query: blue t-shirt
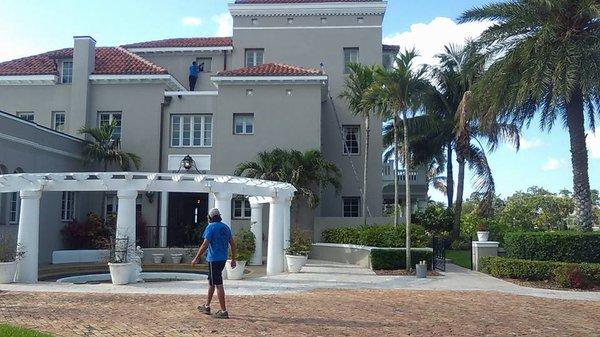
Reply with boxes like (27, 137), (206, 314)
(202, 221), (232, 262)
(189, 64), (200, 77)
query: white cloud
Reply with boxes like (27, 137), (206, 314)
(383, 17), (493, 67)
(541, 158), (567, 171)
(182, 17), (203, 26)
(212, 12), (233, 37)
(587, 130), (600, 159)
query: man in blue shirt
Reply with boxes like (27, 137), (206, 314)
(188, 61), (202, 91)
(191, 208), (236, 319)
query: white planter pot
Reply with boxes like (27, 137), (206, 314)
(170, 254), (183, 264)
(0, 261), (17, 284)
(286, 255), (308, 273)
(225, 260), (246, 280)
(477, 231), (490, 242)
(152, 254), (164, 264)
(108, 262), (134, 285)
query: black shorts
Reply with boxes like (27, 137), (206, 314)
(207, 260), (226, 286)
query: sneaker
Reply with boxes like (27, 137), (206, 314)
(197, 304), (211, 315)
(213, 310), (229, 319)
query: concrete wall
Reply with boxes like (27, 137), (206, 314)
(231, 13), (384, 217)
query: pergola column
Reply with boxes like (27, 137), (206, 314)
(213, 192), (232, 227)
(116, 190), (138, 257)
(267, 197), (285, 275)
(283, 198), (292, 250)
(249, 202), (263, 266)
(15, 190), (42, 283)
(158, 192), (168, 247)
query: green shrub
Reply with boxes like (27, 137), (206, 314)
(370, 248), (433, 270)
(504, 231), (600, 263)
(480, 257), (600, 289)
(232, 229), (255, 262)
(412, 203), (454, 233)
(322, 224), (430, 248)
(286, 229), (312, 256)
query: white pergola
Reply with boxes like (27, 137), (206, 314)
(0, 172), (296, 283)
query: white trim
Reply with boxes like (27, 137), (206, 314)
(0, 132), (82, 159)
(0, 112), (83, 143)
(229, 2), (387, 17)
(164, 91), (218, 96)
(234, 25), (381, 30)
(0, 75), (57, 86)
(212, 75), (328, 83)
(127, 46), (233, 53)
(89, 74), (186, 91)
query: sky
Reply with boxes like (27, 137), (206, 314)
(0, 0), (598, 202)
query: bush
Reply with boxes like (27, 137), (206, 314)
(504, 231), (600, 263)
(412, 203), (454, 233)
(322, 224), (430, 248)
(480, 257), (600, 289)
(370, 248), (433, 270)
(286, 229), (312, 256)
(61, 213), (113, 249)
(232, 229), (255, 262)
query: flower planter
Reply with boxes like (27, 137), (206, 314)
(170, 254), (183, 264)
(0, 261), (17, 284)
(286, 255), (308, 273)
(108, 262), (134, 285)
(152, 254), (164, 264)
(477, 231), (490, 242)
(225, 260), (246, 280)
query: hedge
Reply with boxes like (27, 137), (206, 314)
(322, 224), (430, 248)
(480, 256), (600, 289)
(504, 231), (600, 263)
(370, 248), (433, 270)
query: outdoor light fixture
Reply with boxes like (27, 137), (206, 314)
(178, 154), (202, 174)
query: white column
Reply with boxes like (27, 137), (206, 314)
(267, 198), (285, 275)
(15, 190), (41, 283)
(208, 193), (216, 209)
(158, 192), (168, 248)
(283, 198), (292, 250)
(213, 192), (232, 227)
(249, 202), (263, 266)
(115, 190), (138, 257)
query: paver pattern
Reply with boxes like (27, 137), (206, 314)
(1, 289), (598, 336)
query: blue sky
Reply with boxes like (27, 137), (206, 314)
(0, 0), (598, 201)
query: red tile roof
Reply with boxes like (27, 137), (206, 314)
(216, 63), (323, 77)
(122, 37), (233, 49)
(235, 0), (380, 3)
(0, 47), (167, 76)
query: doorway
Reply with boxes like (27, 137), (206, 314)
(167, 192), (209, 247)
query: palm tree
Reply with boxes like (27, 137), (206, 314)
(460, 0), (600, 230)
(79, 120), (141, 171)
(234, 148), (341, 225)
(340, 63), (377, 225)
(365, 49), (430, 270)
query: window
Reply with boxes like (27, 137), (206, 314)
(52, 111), (66, 131)
(344, 48), (359, 73)
(245, 49), (264, 67)
(342, 125), (360, 155)
(233, 113), (254, 135)
(9, 192), (19, 224)
(61, 61), (73, 84)
(170, 114), (212, 147)
(104, 194), (142, 218)
(98, 112), (122, 139)
(383, 51), (395, 70)
(61, 192), (75, 221)
(232, 196), (251, 219)
(17, 112), (34, 122)
(343, 197), (360, 217)
(196, 57), (212, 72)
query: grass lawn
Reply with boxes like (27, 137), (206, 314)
(0, 324), (53, 337)
(446, 250), (471, 269)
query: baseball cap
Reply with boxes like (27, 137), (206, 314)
(208, 208), (221, 217)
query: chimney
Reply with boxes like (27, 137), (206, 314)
(70, 36), (96, 129)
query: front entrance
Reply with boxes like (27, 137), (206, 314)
(167, 193), (209, 247)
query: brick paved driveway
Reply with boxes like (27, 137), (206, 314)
(1, 289), (598, 336)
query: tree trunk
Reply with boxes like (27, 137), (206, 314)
(362, 115), (370, 226)
(393, 116), (400, 228)
(403, 111), (412, 271)
(566, 88), (593, 231)
(446, 143), (454, 210)
(453, 156), (465, 240)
